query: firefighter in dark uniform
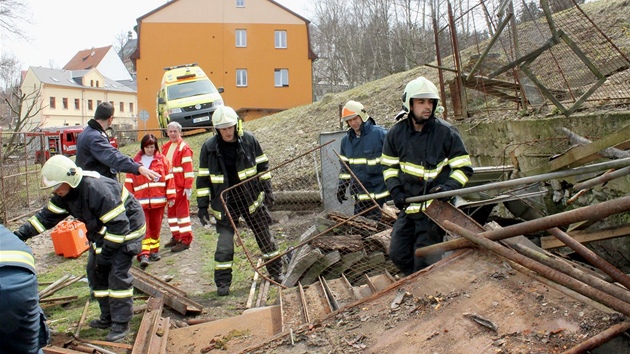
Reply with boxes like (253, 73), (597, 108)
(14, 155), (146, 342)
(0, 224), (49, 354)
(196, 106), (283, 296)
(382, 76), (474, 276)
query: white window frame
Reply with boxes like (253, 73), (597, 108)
(274, 69), (289, 87)
(275, 30), (287, 49)
(236, 0), (245, 7)
(236, 69), (248, 87)
(236, 29), (247, 47)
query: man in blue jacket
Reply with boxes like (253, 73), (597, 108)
(0, 224), (49, 353)
(336, 100), (389, 221)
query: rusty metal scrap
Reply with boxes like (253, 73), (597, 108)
(463, 313), (498, 332)
(416, 195), (630, 258)
(131, 296), (169, 354)
(130, 267), (203, 315)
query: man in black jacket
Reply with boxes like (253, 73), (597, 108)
(76, 102), (159, 181)
(382, 77), (473, 276)
(196, 106), (282, 296)
(0, 224), (49, 353)
(14, 155), (146, 342)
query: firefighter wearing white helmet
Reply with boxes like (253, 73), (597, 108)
(382, 76), (473, 276)
(197, 105), (283, 296)
(337, 100), (389, 220)
(15, 154), (146, 342)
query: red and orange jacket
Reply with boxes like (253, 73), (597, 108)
(161, 139), (194, 191)
(125, 151), (175, 209)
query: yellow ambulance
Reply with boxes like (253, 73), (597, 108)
(156, 63), (224, 132)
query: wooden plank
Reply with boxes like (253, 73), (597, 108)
(541, 224), (630, 249)
(300, 251), (342, 285)
(283, 247), (324, 287)
(524, 124), (630, 176)
(130, 267), (203, 315)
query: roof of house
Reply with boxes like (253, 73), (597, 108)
(27, 66), (136, 93)
(62, 45), (112, 71)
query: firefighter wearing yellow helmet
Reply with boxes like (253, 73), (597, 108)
(382, 76), (473, 276)
(337, 100), (389, 220)
(197, 105), (284, 296)
(14, 154), (146, 342)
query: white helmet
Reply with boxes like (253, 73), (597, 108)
(402, 76), (440, 112)
(212, 106), (239, 129)
(41, 155), (83, 190)
(341, 100), (368, 123)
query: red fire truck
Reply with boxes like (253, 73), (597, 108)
(32, 126), (118, 164)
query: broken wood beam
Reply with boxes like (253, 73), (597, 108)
(130, 267), (203, 315)
(300, 251), (341, 285)
(309, 235), (364, 253)
(541, 223), (630, 249)
(283, 247), (323, 287)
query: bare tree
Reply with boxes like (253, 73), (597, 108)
(0, 0), (32, 41)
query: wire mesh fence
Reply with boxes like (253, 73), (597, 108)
(221, 138), (402, 289)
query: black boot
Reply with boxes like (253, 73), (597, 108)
(106, 322), (129, 342)
(88, 317), (112, 329)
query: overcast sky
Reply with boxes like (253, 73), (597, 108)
(2, 0), (311, 71)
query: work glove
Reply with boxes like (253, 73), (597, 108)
(390, 187), (407, 210)
(428, 184), (452, 201)
(264, 190), (275, 209)
(184, 188), (192, 200)
(198, 208), (210, 226)
(336, 185), (348, 204)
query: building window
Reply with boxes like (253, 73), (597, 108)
(236, 69), (248, 87)
(74, 99), (80, 110)
(49, 97), (56, 109)
(275, 30), (287, 49)
(236, 0), (245, 7)
(88, 100), (93, 111)
(119, 102), (124, 112)
(97, 100), (102, 106)
(96, 80), (100, 87)
(274, 69), (289, 87)
(90, 80), (94, 87)
(129, 103), (134, 115)
(109, 101), (114, 106)
(62, 98), (68, 109)
(236, 29), (247, 47)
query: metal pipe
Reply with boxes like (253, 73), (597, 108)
(510, 243), (630, 304)
(443, 221), (630, 317)
(406, 156), (630, 203)
(416, 194), (630, 257)
(562, 320), (630, 354)
(572, 166), (630, 191)
(546, 227), (630, 291)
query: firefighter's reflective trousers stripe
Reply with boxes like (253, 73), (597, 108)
(86, 241), (138, 324)
(214, 204), (281, 287)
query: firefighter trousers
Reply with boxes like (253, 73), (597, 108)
(214, 205), (281, 287)
(87, 238), (141, 324)
(389, 213), (445, 276)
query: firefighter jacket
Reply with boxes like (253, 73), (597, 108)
(196, 131), (272, 221)
(76, 119), (140, 179)
(1, 224), (36, 274)
(161, 139), (194, 190)
(124, 151), (176, 210)
(381, 116), (473, 215)
(15, 175), (146, 256)
(338, 117), (389, 201)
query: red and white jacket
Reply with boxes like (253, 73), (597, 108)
(161, 139), (194, 191)
(125, 151), (176, 209)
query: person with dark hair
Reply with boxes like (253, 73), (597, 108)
(76, 102), (160, 181)
(14, 155), (145, 343)
(125, 134), (176, 268)
(0, 224), (49, 354)
(161, 122), (195, 252)
(382, 76), (473, 276)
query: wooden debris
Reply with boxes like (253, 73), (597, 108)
(463, 312), (498, 332)
(284, 246), (323, 287)
(130, 267), (203, 315)
(365, 229), (392, 254)
(74, 298), (90, 338)
(309, 235), (364, 252)
(39, 274), (83, 299)
(246, 259), (263, 309)
(300, 251), (341, 285)
(327, 211), (379, 233)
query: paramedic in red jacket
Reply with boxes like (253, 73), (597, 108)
(161, 122), (195, 252)
(125, 134), (176, 268)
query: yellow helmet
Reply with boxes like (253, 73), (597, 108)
(341, 100), (368, 123)
(212, 106), (238, 129)
(402, 77), (440, 112)
(41, 155), (83, 190)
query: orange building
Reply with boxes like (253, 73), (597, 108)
(133, 0), (315, 132)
